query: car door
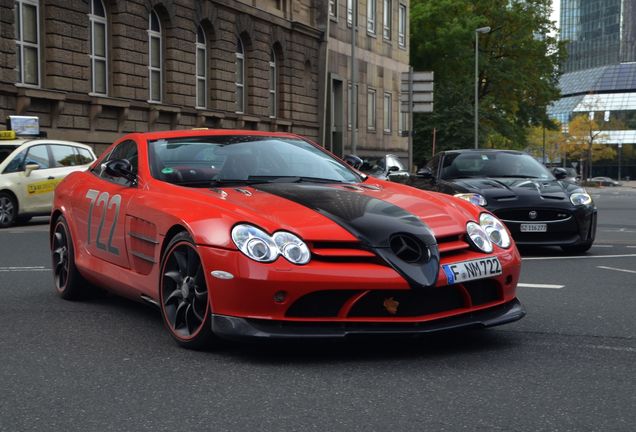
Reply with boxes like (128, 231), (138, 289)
(15, 144), (58, 213)
(72, 140), (139, 269)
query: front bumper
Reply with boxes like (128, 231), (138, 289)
(210, 298), (525, 340)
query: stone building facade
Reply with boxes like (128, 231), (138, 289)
(0, 0), (409, 158)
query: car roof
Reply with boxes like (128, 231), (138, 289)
(135, 129), (302, 141)
(0, 137), (94, 150)
(442, 149), (525, 155)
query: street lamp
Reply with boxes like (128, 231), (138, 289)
(474, 26), (491, 149)
(618, 142), (622, 181)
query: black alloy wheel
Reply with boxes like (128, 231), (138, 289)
(160, 232), (214, 349)
(51, 215), (86, 299)
(0, 192), (17, 228)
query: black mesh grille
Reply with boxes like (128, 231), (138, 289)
(494, 208), (572, 222)
(463, 279), (501, 306)
(286, 290), (360, 317)
(348, 288), (466, 317)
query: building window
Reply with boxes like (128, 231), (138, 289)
(348, 83), (358, 130)
(269, 49), (277, 118)
(148, 10), (162, 102)
(15, 0), (40, 86)
(329, 0), (337, 18)
(195, 26), (207, 109)
(347, 0), (352, 25)
(398, 4), (406, 47)
(367, 0), (376, 35)
(383, 92), (392, 133)
(367, 88), (376, 131)
(383, 0), (392, 40)
(89, 0), (107, 95)
(236, 37), (245, 114)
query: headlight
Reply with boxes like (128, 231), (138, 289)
(466, 221), (493, 253)
(273, 232), (311, 265)
(454, 193), (487, 206)
(479, 213), (511, 249)
(570, 192), (592, 206)
(231, 224), (310, 264)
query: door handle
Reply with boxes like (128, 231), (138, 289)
(48, 176), (55, 180)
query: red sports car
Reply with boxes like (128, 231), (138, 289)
(50, 130), (524, 349)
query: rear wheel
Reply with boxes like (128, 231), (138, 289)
(0, 192), (17, 228)
(160, 232), (215, 349)
(51, 216), (87, 299)
(561, 241), (593, 254)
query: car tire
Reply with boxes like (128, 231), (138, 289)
(561, 241), (593, 254)
(51, 215), (88, 300)
(159, 231), (215, 350)
(0, 192), (17, 228)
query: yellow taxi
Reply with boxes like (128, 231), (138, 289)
(0, 129), (96, 227)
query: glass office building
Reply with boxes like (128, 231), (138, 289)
(549, 0), (636, 145)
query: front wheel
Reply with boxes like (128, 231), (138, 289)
(159, 232), (215, 349)
(0, 192), (17, 228)
(561, 241), (593, 254)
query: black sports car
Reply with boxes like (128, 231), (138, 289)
(412, 149), (597, 253)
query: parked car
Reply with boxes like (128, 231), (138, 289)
(589, 176), (622, 187)
(51, 130), (524, 349)
(412, 149), (597, 253)
(0, 134), (96, 227)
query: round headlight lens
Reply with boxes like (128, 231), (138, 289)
(570, 192), (592, 206)
(231, 224), (278, 262)
(454, 193), (487, 206)
(466, 221), (493, 253)
(273, 232), (311, 265)
(479, 213), (511, 249)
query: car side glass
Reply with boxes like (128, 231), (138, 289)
(2, 149), (28, 174)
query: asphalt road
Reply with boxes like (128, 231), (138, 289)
(1, 187), (635, 432)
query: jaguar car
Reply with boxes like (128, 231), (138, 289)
(50, 130), (524, 349)
(414, 149), (597, 253)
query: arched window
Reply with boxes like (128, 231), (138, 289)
(195, 26), (207, 109)
(89, 0), (107, 95)
(15, 0), (40, 86)
(235, 37), (245, 114)
(269, 49), (277, 118)
(148, 10), (162, 102)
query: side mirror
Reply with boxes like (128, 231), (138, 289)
(416, 167), (434, 180)
(24, 163), (40, 177)
(103, 159), (137, 185)
(552, 167), (568, 180)
(388, 165), (400, 173)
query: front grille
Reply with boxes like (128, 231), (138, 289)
(285, 280), (503, 319)
(495, 208), (572, 222)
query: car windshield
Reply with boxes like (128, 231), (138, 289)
(148, 135), (362, 186)
(441, 152), (553, 180)
(0, 145), (16, 165)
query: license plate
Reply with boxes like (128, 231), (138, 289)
(442, 257), (502, 285)
(520, 223), (547, 232)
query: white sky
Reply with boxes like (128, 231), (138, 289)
(551, 0), (561, 28)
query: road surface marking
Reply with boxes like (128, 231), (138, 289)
(0, 266), (50, 272)
(518, 283), (564, 289)
(523, 253), (636, 261)
(597, 265), (636, 275)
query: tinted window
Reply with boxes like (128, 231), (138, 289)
(50, 145), (78, 167)
(24, 145), (50, 169)
(0, 146), (15, 164)
(77, 148), (95, 164)
(441, 152), (552, 180)
(95, 140), (138, 184)
(148, 135), (361, 185)
(2, 149), (27, 174)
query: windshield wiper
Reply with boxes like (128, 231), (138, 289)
(490, 175), (541, 179)
(248, 175), (346, 184)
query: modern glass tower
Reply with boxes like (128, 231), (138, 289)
(550, 0), (636, 146)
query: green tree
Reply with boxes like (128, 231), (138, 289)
(525, 122), (567, 164)
(410, 0), (566, 157)
(563, 114), (616, 179)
